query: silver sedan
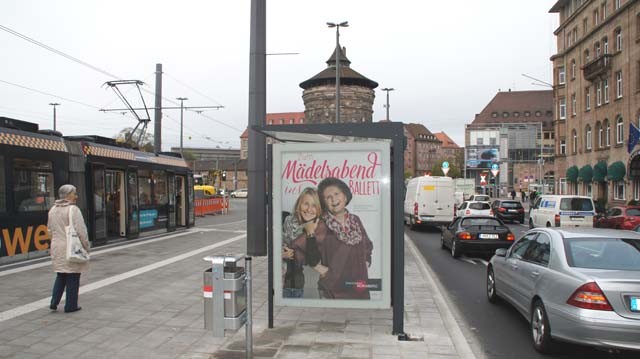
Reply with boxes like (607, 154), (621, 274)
(486, 228), (640, 353)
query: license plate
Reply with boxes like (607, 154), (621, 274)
(631, 297), (639, 312)
(508, 209), (517, 213)
(570, 216), (584, 221)
(479, 234), (499, 239)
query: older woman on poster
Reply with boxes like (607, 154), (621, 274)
(293, 177), (373, 299)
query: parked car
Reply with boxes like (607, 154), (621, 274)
(596, 206), (640, 230)
(441, 215), (514, 258)
(491, 200), (525, 224)
(468, 194), (491, 203)
(230, 188), (248, 198)
(487, 228), (640, 353)
(529, 195), (596, 229)
(457, 201), (493, 218)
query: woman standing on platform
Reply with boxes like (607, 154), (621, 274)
(47, 184), (90, 313)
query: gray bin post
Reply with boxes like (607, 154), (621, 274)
(203, 254), (250, 339)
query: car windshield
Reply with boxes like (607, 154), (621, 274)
(565, 238), (640, 270)
(626, 208), (640, 216)
(501, 201), (522, 208)
(559, 198), (593, 211)
(461, 218), (501, 227)
(474, 196), (490, 201)
(469, 202), (490, 210)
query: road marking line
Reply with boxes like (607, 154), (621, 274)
(460, 257), (477, 265)
(0, 234), (245, 323)
(406, 235), (477, 359)
(477, 259), (489, 266)
(201, 219), (247, 228)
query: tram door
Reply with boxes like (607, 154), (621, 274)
(126, 169), (139, 238)
(176, 175), (186, 226)
(105, 170), (126, 237)
(167, 173), (176, 231)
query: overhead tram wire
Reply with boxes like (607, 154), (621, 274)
(0, 79), (102, 110)
(164, 73), (224, 107)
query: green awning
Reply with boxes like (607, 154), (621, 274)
(593, 161), (608, 182)
(578, 165), (593, 183)
(608, 161), (626, 181)
(566, 165), (579, 183)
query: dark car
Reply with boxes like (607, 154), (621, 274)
(596, 206), (640, 230)
(440, 215), (515, 258)
(491, 200), (525, 224)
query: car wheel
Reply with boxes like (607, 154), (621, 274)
(409, 216), (416, 231)
(546, 222), (551, 228)
(487, 266), (499, 303)
(531, 300), (555, 353)
(529, 218), (534, 229)
(519, 218), (525, 224)
(450, 239), (461, 258)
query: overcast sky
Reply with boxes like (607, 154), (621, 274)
(0, 0), (559, 151)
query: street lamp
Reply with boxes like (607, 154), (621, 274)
(49, 103), (60, 131)
(381, 88), (394, 121)
(327, 21), (348, 124)
(176, 97), (188, 156)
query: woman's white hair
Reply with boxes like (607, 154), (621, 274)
(58, 184), (77, 199)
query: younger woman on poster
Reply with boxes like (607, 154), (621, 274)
(311, 177), (373, 299)
(282, 187), (327, 298)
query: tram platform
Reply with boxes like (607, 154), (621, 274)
(0, 209), (475, 359)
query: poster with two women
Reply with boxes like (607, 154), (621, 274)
(273, 142), (391, 309)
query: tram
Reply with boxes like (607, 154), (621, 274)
(0, 117), (195, 264)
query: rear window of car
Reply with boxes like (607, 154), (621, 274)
(626, 208), (640, 217)
(565, 238), (640, 270)
(501, 201), (522, 208)
(559, 198), (594, 211)
(469, 202), (490, 210)
(474, 196), (490, 201)
(461, 218), (502, 227)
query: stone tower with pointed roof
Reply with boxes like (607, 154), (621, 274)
(299, 45), (378, 124)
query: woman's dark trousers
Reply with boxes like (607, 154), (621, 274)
(50, 272), (81, 312)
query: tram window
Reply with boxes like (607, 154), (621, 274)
(0, 156), (6, 212)
(13, 158), (55, 212)
(152, 171), (168, 205)
(138, 177), (152, 205)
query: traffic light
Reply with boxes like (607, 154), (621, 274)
(489, 178), (495, 184)
(222, 171), (227, 181)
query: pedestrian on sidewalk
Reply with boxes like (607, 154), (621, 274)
(510, 189), (516, 200)
(47, 184), (90, 313)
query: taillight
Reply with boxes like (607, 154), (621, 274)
(457, 231), (473, 240)
(506, 232), (515, 241)
(498, 207), (506, 213)
(465, 209), (471, 215)
(414, 203), (418, 216)
(517, 208), (525, 213)
(566, 282), (613, 311)
(554, 214), (561, 227)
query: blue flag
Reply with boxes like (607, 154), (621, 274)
(629, 122), (640, 153)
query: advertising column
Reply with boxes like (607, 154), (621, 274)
(272, 142), (391, 309)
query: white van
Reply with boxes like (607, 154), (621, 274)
(404, 176), (455, 229)
(529, 195), (596, 228)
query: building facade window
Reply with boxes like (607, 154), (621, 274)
(586, 87), (591, 110)
(604, 78), (609, 103)
(616, 71), (623, 98)
(603, 37), (609, 54)
(559, 67), (566, 85)
(595, 41), (602, 57)
(560, 140), (567, 155)
(560, 178), (568, 195)
(572, 129), (578, 153)
(615, 28), (622, 52)
(559, 98), (567, 119)
(606, 120), (611, 146)
(571, 59), (577, 79)
(615, 0), (622, 10)
(586, 125), (592, 150)
(614, 181), (625, 200)
(584, 49), (590, 63)
(617, 117), (624, 143)
(597, 81), (602, 106)
(594, 10), (600, 26)
(635, 178), (640, 200)
(598, 122), (604, 148)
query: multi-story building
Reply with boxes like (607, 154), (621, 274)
(466, 90), (555, 194)
(404, 123), (442, 177)
(550, 0), (639, 206)
(434, 132), (464, 170)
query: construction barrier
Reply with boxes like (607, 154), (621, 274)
(195, 196), (230, 217)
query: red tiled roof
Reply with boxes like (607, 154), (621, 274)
(240, 112), (305, 139)
(404, 123), (441, 143)
(434, 132), (460, 149)
(471, 90), (553, 127)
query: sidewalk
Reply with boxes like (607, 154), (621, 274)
(0, 221), (476, 359)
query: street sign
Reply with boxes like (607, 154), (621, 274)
(491, 163), (499, 171)
(441, 161), (450, 176)
(491, 169), (499, 177)
(480, 174), (487, 186)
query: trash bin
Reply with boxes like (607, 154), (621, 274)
(203, 259), (247, 332)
